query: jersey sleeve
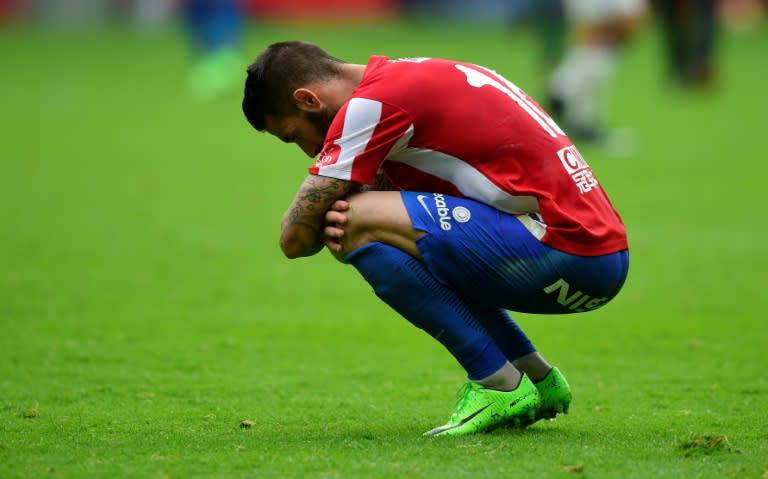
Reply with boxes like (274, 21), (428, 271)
(309, 97), (413, 185)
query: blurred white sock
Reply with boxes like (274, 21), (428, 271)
(550, 45), (616, 131)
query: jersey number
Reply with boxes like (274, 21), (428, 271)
(455, 64), (565, 138)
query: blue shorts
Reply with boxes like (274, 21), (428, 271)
(401, 191), (629, 314)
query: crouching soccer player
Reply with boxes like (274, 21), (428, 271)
(242, 41), (630, 436)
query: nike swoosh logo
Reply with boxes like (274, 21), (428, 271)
(429, 403), (492, 434)
(457, 404), (492, 426)
(416, 194), (436, 222)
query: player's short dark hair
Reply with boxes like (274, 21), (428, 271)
(242, 41), (344, 131)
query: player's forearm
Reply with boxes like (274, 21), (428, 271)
(279, 175), (354, 259)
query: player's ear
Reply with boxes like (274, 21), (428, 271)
(293, 88), (322, 112)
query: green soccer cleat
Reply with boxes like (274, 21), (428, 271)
(533, 367), (572, 422)
(187, 47), (242, 102)
(424, 374), (540, 437)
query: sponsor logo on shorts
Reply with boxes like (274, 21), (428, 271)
(416, 194), (436, 222)
(452, 206), (471, 223)
(433, 193), (452, 231)
(415, 194), (464, 231)
(543, 278), (608, 312)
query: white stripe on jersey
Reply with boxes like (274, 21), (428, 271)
(388, 147), (540, 215)
(320, 98), (382, 180)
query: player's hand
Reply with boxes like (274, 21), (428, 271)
(324, 201), (349, 234)
(328, 199), (350, 214)
(323, 200), (350, 253)
(323, 225), (345, 257)
(323, 224), (345, 244)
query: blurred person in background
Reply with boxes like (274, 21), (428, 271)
(182, 0), (244, 101)
(652, 0), (718, 88)
(547, 0), (648, 143)
(512, 0), (568, 89)
(242, 41), (629, 437)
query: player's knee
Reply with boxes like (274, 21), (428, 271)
(338, 191), (423, 259)
(338, 192), (387, 242)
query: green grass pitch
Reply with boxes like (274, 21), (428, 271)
(1, 17), (766, 478)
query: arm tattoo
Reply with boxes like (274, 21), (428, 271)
(287, 175), (347, 227)
(281, 175), (353, 257)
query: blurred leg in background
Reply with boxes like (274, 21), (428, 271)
(507, 0), (567, 98)
(183, 0), (244, 101)
(132, 0), (176, 28)
(510, 0), (568, 77)
(530, 0), (568, 89)
(652, 0), (718, 88)
(547, 0), (648, 144)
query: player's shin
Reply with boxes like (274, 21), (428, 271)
(345, 241), (506, 381)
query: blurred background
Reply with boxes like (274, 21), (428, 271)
(1, 1), (766, 342)
(1, 2), (767, 475)
(2, 0), (767, 388)
(1, 0), (765, 124)
(1, 0), (766, 361)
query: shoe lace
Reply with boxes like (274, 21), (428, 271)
(450, 382), (479, 421)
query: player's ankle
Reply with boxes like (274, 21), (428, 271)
(475, 361), (522, 391)
(512, 352), (553, 382)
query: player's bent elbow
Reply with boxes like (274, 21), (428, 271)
(280, 237), (304, 259)
(279, 232), (322, 259)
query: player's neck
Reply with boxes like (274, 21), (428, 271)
(340, 63), (366, 84)
(325, 63), (366, 110)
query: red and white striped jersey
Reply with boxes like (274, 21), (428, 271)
(310, 56), (628, 256)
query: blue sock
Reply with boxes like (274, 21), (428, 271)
(471, 309), (536, 362)
(346, 242), (507, 380)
